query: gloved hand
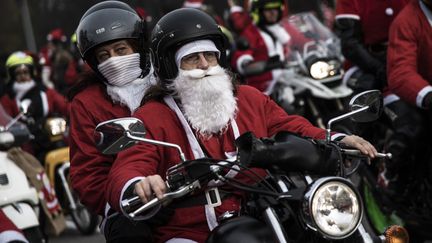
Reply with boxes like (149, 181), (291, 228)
(235, 132), (340, 175)
(265, 55), (285, 71)
(423, 92), (432, 108)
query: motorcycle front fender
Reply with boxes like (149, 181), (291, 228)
(44, 146), (69, 185)
(2, 203), (39, 230)
(206, 216), (274, 243)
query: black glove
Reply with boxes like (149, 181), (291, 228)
(265, 55), (285, 70)
(235, 131), (340, 175)
(423, 92), (432, 108)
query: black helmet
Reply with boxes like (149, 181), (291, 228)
(76, 1), (149, 75)
(250, 0), (285, 25)
(150, 8), (228, 81)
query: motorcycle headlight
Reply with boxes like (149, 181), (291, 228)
(309, 61), (340, 80)
(302, 177), (363, 240)
(45, 117), (67, 137)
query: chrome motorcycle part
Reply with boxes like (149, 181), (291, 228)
(302, 177), (363, 240)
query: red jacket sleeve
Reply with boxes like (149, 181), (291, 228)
(245, 86), (326, 139)
(47, 88), (69, 118)
(387, 10), (429, 107)
(69, 99), (111, 215)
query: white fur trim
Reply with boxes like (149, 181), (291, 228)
(183, 1), (202, 8)
(417, 86), (432, 108)
(236, 54), (254, 74)
(166, 238), (198, 243)
(230, 6), (244, 13)
(0, 230), (28, 243)
(383, 94), (400, 106)
(175, 40), (220, 68)
(331, 133), (346, 141)
(335, 14), (360, 20)
(40, 91), (49, 116)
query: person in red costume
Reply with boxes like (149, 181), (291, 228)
(0, 51), (68, 158)
(106, 8), (377, 243)
(0, 210), (28, 243)
(387, 0), (432, 189)
(68, 1), (160, 242)
(229, 0), (308, 93)
(388, 0), (432, 108)
(334, 0), (423, 190)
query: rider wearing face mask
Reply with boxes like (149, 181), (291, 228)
(106, 8), (377, 243)
(68, 1), (156, 242)
(0, 51), (68, 157)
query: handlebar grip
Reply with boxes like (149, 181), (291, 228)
(121, 196), (141, 212)
(341, 149), (392, 159)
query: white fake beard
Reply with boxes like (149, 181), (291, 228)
(106, 74), (155, 114)
(267, 24), (291, 45)
(170, 65), (237, 138)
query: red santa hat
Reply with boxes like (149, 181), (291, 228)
(183, 0), (203, 8)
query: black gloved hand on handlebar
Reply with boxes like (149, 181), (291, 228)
(235, 131), (340, 175)
(265, 55), (285, 71)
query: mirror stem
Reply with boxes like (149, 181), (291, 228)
(4, 112), (24, 131)
(325, 106), (369, 143)
(127, 132), (186, 162)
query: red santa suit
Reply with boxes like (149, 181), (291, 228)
(0, 86), (68, 118)
(335, 0), (409, 102)
(230, 8), (309, 93)
(69, 83), (130, 216)
(387, 0), (432, 107)
(0, 84), (68, 155)
(107, 85), (339, 243)
(0, 210), (28, 242)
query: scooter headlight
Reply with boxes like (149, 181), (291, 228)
(303, 177), (363, 239)
(45, 117), (67, 141)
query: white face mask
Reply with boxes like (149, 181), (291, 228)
(106, 66), (155, 114)
(97, 53), (142, 86)
(169, 65), (238, 137)
(13, 79), (36, 100)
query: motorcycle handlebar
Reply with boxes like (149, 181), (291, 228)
(125, 181), (201, 218)
(341, 148), (392, 159)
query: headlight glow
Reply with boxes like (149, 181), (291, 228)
(309, 61), (332, 79)
(303, 177), (362, 239)
(45, 117), (67, 136)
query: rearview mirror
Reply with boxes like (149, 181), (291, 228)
(348, 90), (383, 123)
(326, 90), (383, 142)
(94, 117), (145, 155)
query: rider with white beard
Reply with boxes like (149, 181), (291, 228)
(68, 1), (156, 242)
(106, 8), (377, 243)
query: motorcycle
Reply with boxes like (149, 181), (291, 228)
(0, 101), (45, 242)
(93, 90), (408, 242)
(42, 116), (99, 235)
(241, 12), (352, 131)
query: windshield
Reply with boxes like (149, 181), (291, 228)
(280, 12), (342, 61)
